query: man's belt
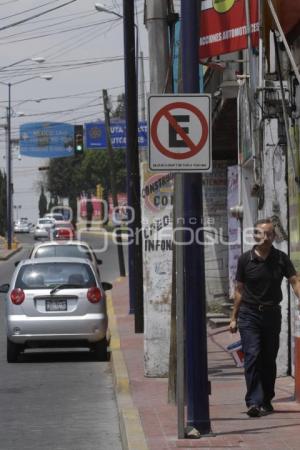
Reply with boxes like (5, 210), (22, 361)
(242, 302), (280, 312)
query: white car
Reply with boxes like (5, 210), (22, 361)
(44, 213), (64, 222)
(33, 218), (55, 240)
(29, 240), (102, 275)
(0, 257), (112, 362)
(14, 220), (31, 233)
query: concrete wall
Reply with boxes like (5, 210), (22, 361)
(202, 161), (230, 306)
(260, 119), (289, 376)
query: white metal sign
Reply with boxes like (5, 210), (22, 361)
(148, 94), (211, 172)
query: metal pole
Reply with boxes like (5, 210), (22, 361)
(244, 0), (256, 98)
(175, 173), (185, 439)
(181, 1), (211, 435)
(102, 89), (126, 277)
(140, 50), (146, 122)
(123, 0), (144, 331)
(266, 0), (300, 85)
(7, 84), (12, 250)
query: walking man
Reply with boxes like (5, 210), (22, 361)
(229, 218), (300, 417)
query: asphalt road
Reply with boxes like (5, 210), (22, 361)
(0, 233), (123, 450)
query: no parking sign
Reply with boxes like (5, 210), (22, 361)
(148, 94), (211, 172)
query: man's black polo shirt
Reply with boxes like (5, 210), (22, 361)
(235, 246), (296, 306)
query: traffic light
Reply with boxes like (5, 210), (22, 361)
(74, 125), (84, 155)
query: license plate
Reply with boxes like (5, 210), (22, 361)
(46, 299), (67, 311)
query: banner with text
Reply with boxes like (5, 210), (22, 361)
(20, 122), (74, 158)
(85, 121), (147, 149)
(199, 0), (259, 59)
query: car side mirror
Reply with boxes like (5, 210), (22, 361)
(96, 258), (102, 265)
(0, 283), (10, 293)
(14, 260), (20, 267)
(102, 282), (112, 291)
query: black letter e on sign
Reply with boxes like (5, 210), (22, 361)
(169, 115), (189, 148)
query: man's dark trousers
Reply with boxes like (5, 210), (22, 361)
(238, 304), (282, 407)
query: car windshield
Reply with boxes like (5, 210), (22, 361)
(34, 245), (92, 261)
(38, 219), (54, 225)
(15, 262), (96, 290)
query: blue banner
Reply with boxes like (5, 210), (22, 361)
(20, 122), (75, 158)
(85, 120), (148, 149)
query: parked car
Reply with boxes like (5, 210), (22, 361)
(52, 221), (76, 240)
(33, 218), (55, 240)
(44, 213), (64, 222)
(14, 219), (31, 233)
(28, 240), (102, 275)
(0, 257), (112, 362)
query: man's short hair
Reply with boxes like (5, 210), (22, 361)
(254, 218), (273, 228)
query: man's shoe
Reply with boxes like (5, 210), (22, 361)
(247, 405), (261, 417)
(261, 402), (274, 415)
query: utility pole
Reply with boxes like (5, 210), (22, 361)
(146, 0), (170, 94)
(103, 89), (126, 277)
(123, 0), (144, 331)
(6, 84), (12, 250)
(181, 1), (211, 436)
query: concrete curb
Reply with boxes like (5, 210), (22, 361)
(0, 245), (22, 261)
(107, 283), (148, 450)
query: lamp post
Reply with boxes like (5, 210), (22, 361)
(0, 56), (45, 72)
(94, 3), (139, 91)
(0, 73), (52, 249)
(94, 2), (143, 327)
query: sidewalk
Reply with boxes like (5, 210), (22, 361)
(0, 245), (22, 260)
(109, 277), (300, 450)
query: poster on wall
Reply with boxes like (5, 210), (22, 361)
(199, 0), (259, 59)
(141, 161), (174, 377)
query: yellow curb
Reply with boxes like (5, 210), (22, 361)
(120, 407), (148, 450)
(0, 245), (22, 261)
(107, 291), (149, 450)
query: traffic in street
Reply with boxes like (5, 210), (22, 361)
(0, 231), (127, 450)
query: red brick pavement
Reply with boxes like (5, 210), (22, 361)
(111, 277), (300, 450)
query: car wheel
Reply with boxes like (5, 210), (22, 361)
(91, 338), (109, 361)
(7, 338), (22, 363)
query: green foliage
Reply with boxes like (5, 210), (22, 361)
(38, 186), (48, 218)
(47, 150), (126, 201)
(0, 170), (7, 235)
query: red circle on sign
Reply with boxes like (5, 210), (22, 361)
(151, 101), (208, 160)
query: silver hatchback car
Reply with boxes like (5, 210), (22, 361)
(0, 257), (112, 362)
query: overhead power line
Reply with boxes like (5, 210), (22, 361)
(0, 0), (77, 33)
(0, 0), (60, 22)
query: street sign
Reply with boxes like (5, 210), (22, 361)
(85, 120), (148, 149)
(148, 94), (211, 172)
(20, 122), (74, 158)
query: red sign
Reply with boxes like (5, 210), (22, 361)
(151, 102), (208, 160)
(199, 0), (259, 59)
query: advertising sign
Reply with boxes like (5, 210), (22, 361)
(148, 94), (211, 172)
(85, 120), (148, 149)
(141, 162), (173, 376)
(20, 122), (74, 158)
(199, 0), (259, 59)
